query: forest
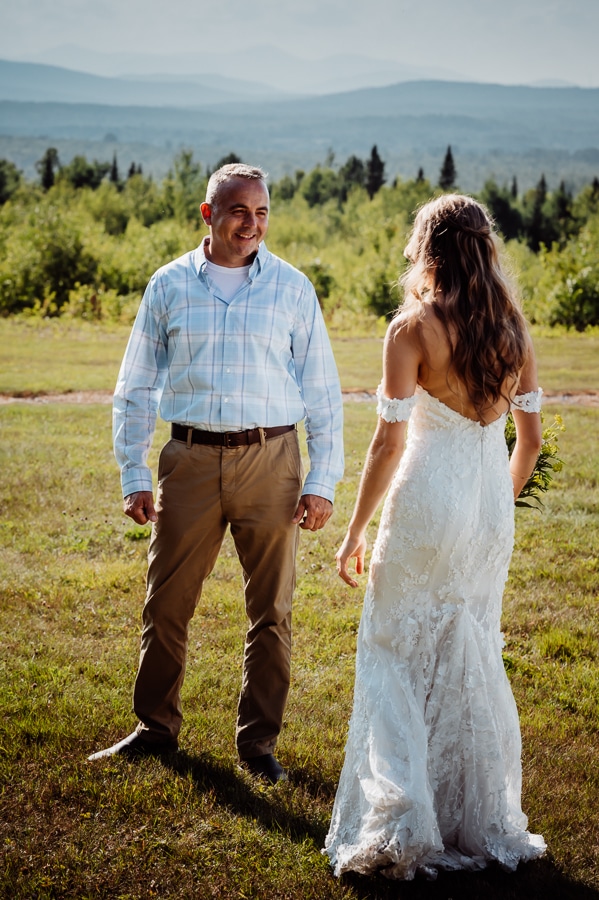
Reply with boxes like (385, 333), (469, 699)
(1, 144), (598, 330)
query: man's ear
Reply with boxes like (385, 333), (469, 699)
(200, 202), (211, 226)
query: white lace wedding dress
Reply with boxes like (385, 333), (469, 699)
(324, 385), (546, 880)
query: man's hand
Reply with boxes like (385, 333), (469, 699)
(292, 494), (333, 532)
(123, 491), (157, 525)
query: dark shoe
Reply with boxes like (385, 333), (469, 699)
(239, 753), (288, 784)
(87, 731), (178, 761)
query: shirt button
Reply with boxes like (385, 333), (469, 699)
(224, 398), (229, 403)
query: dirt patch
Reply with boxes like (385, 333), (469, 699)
(541, 390), (599, 407)
(0, 389), (114, 405)
(1, 389), (599, 406)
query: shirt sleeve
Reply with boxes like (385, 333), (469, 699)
(291, 280), (344, 503)
(113, 275), (169, 497)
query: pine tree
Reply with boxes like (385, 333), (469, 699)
(479, 179), (522, 241)
(365, 145), (385, 199)
(272, 174), (297, 201)
(110, 152), (120, 185)
(555, 180), (571, 221)
(171, 150), (204, 225)
(339, 154), (365, 201)
(511, 176), (518, 200)
(300, 166), (340, 206)
(526, 174), (551, 251)
(213, 152), (242, 171)
(438, 146), (457, 191)
(416, 167), (425, 183)
(36, 147), (60, 191)
(0, 159), (22, 205)
(60, 155), (110, 190)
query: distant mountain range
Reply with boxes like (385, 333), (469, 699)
(1, 59), (592, 116)
(0, 59), (288, 106)
(0, 58), (598, 192)
(1, 60), (597, 150)
(6, 45), (468, 95)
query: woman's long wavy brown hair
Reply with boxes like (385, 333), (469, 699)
(400, 194), (529, 415)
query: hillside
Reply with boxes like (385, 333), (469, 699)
(1, 60), (598, 191)
(0, 59), (287, 106)
(7, 47), (466, 94)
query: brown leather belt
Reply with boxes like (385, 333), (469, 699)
(171, 422), (295, 448)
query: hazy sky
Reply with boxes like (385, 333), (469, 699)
(2, 0), (598, 87)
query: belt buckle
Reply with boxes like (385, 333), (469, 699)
(223, 431), (236, 448)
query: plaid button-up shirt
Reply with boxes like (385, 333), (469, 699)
(113, 241), (344, 501)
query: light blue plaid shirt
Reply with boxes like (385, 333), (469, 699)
(114, 240), (344, 501)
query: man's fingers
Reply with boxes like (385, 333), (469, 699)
(297, 495), (333, 531)
(291, 500), (306, 525)
(144, 500), (158, 523)
(123, 492), (157, 524)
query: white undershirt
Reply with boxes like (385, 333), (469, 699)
(205, 260), (251, 302)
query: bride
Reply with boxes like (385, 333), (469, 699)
(324, 194), (547, 880)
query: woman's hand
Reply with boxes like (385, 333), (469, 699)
(336, 530), (367, 588)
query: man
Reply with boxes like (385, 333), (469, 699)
(88, 164), (344, 783)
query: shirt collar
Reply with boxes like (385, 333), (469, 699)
(194, 238), (267, 280)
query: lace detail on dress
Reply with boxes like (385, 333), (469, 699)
(323, 387), (546, 881)
(376, 383), (417, 423)
(511, 388), (543, 413)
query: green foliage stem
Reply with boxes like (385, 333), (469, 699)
(504, 411), (565, 508)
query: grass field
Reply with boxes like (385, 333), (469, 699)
(1, 320), (598, 899)
(2, 318), (599, 395)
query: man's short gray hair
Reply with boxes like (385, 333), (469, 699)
(206, 164), (268, 206)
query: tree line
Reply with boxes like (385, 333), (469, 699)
(0, 145), (598, 330)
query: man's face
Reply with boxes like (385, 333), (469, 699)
(200, 177), (269, 268)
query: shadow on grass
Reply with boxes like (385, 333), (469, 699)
(342, 858), (599, 900)
(163, 750), (328, 845)
(163, 752), (598, 900)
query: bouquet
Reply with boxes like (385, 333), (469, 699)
(504, 412), (564, 508)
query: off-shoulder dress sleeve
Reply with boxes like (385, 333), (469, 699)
(376, 383), (417, 423)
(511, 388), (543, 413)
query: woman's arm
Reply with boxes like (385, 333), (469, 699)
(336, 418), (407, 586)
(510, 336), (543, 500)
(336, 318), (420, 586)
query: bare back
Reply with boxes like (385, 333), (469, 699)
(417, 303), (522, 425)
(383, 302), (529, 427)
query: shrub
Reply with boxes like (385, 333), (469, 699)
(0, 201), (98, 314)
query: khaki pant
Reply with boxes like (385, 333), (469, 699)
(133, 428), (303, 758)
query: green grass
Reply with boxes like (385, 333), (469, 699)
(1, 322), (598, 898)
(2, 319), (599, 395)
(530, 328), (599, 393)
(0, 318), (130, 395)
